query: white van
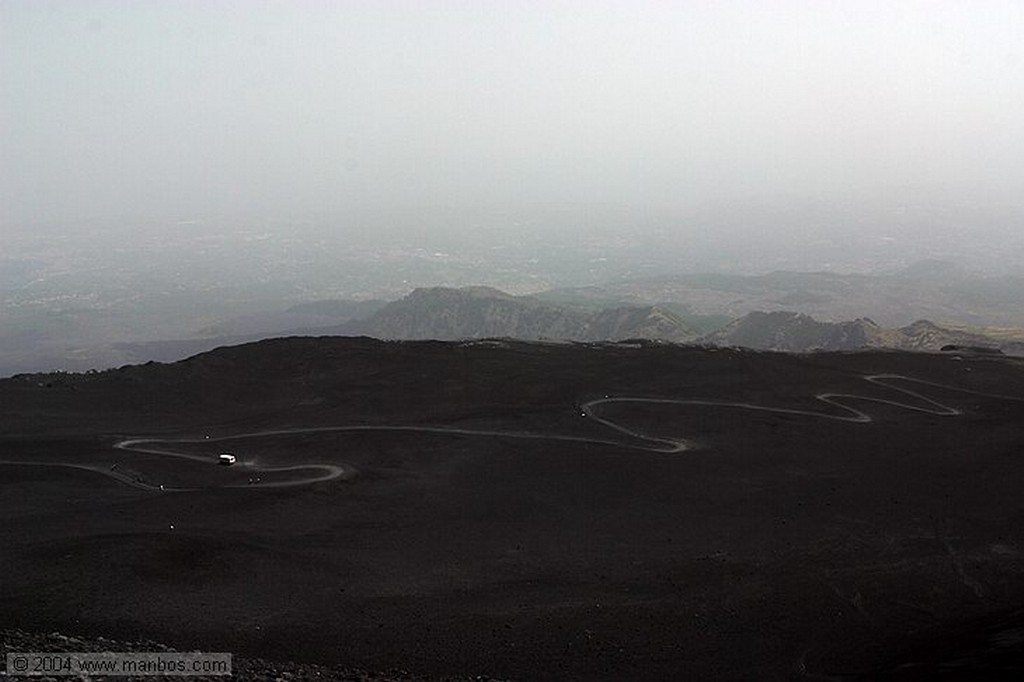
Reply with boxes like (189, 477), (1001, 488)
(218, 453), (237, 466)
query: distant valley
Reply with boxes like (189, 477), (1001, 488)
(3, 259), (1024, 375)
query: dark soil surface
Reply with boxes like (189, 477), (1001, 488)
(3, 337), (1024, 679)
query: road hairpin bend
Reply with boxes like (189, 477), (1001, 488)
(3, 373), (1020, 491)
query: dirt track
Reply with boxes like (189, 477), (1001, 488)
(5, 372), (1007, 492)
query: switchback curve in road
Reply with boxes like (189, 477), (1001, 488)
(3, 373), (1020, 492)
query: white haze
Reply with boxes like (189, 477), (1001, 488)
(3, 0), (1024, 227)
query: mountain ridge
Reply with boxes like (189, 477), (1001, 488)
(700, 310), (1024, 354)
(337, 286), (700, 342)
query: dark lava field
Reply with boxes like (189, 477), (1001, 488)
(3, 337), (1024, 680)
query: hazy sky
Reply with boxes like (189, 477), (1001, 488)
(3, 0), (1024, 224)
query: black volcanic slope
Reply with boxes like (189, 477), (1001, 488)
(2, 337), (1024, 680)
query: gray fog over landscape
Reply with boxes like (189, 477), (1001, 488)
(2, 1), (1024, 374)
(4, 0), (1024, 220)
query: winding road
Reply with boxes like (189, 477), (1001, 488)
(3, 373), (1020, 492)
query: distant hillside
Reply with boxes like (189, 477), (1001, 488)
(884, 320), (1024, 355)
(341, 286), (699, 342)
(0, 289), (697, 377)
(701, 310), (1024, 354)
(7, 259), (1023, 376)
(700, 311), (880, 352)
(538, 261), (1024, 328)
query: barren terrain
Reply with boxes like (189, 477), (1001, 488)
(3, 337), (1024, 679)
